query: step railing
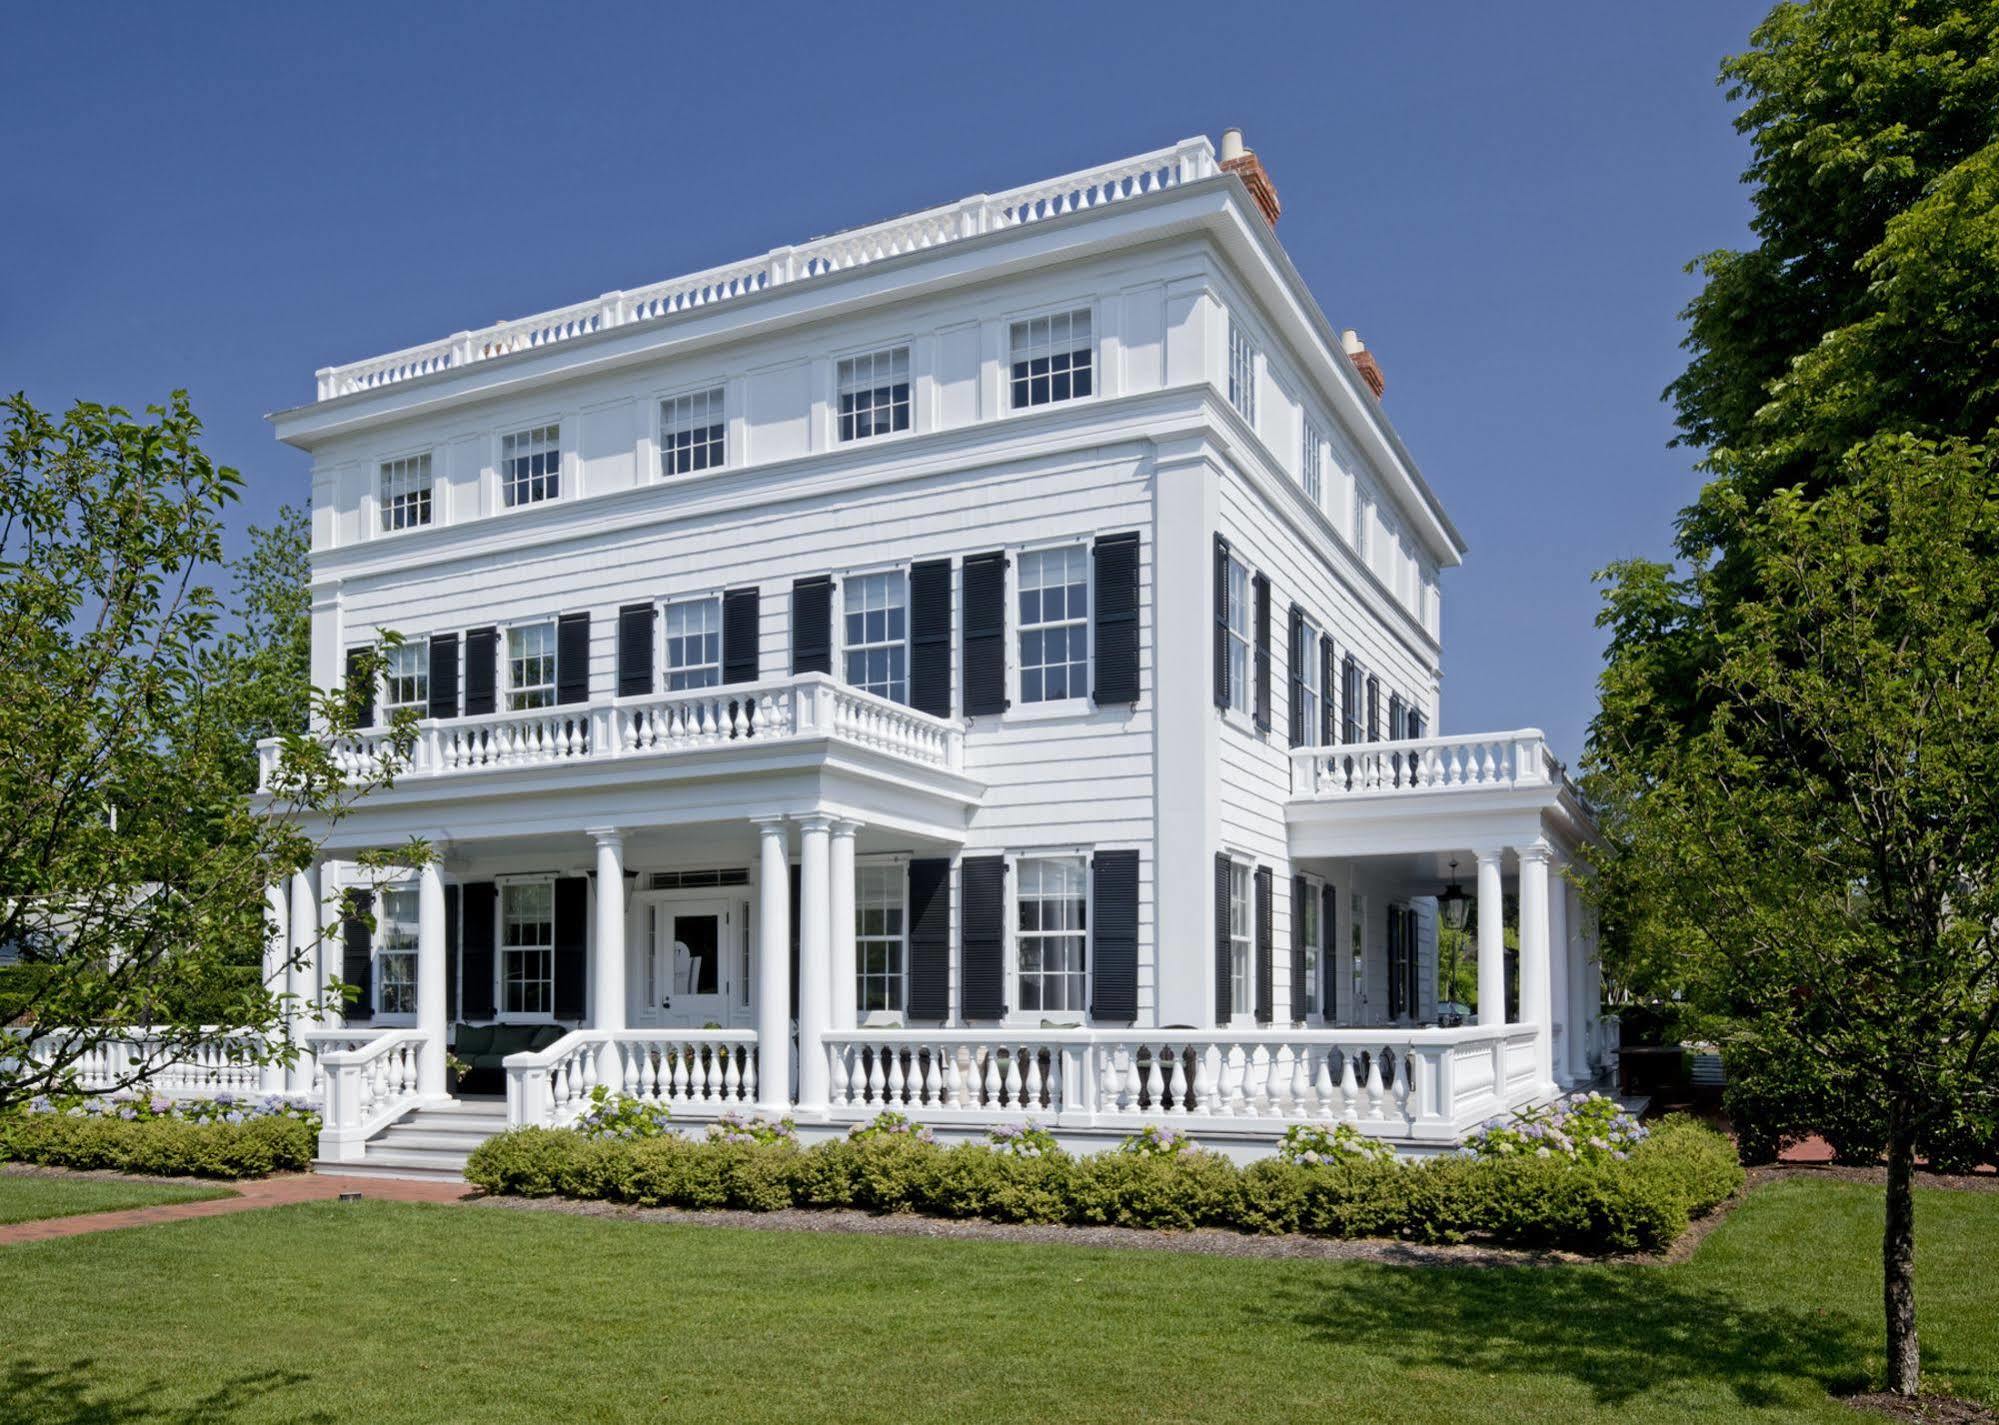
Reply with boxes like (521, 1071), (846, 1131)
(1289, 730), (1556, 798)
(505, 1029), (762, 1128)
(316, 1030), (430, 1160)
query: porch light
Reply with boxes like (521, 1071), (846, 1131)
(1439, 861), (1469, 932)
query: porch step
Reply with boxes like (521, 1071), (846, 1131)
(317, 1100), (512, 1184)
(316, 1147), (473, 1183)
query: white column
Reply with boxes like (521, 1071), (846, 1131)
(286, 863), (321, 1094)
(1475, 849), (1506, 1027)
(794, 813), (833, 1115)
(1566, 878), (1592, 1082)
(1515, 840), (1556, 1098)
(828, 820), (861, 1033)
(416, 857), (448, 1098)
(261, 881), (290, 1095)
(753, 818), (792, 1114)
(590, 830), (627, 1033)
(1547, 853), (1571, 1090)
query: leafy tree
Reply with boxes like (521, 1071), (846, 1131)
(201, 506), (314, 796)
(0, 392), (417, 1112)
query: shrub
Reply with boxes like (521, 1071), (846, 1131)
(1275, 1122), (1393, 1166)
(1, 1109), (316, 1179)
(1116, 1124), (1197, 1158)
(1920, 1106), (1998, 1176)
(465, 1127), (581, 1196)
(1070, 1149), (1239, 1230)
(933, 1142), (1071, 1223)
(848, 1111), (934, 1144)
(985, 1121), (1060, 1158)
(1463, 1092), (1647, 1164)
(706, 1112), (797, 1147)
(574, 1086), (676, 1141)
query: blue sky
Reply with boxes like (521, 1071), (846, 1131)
(0, 3), (1758, 760)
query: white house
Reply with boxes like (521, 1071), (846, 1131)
(234, 130), (1599, 1176)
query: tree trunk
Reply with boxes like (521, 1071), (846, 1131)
(1883, 1111), (1920, 1396)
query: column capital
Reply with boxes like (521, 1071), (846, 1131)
(1514, 839), (1554, 866)
(791, 812), (836, 834)
(829, 817), (863, 838)
(585, 826), (625, 850)
(749, 814), (790, 836)
(1471, 845), (1507, 866)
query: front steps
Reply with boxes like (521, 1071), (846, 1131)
(314, 1099), (508, 1183)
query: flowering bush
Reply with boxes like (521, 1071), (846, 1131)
(4, 1091), (320, 1179)
(26, 1090), (320, 1130)
(987, 1121), (1060, 1158)
(1117, 1124), (1195, 1157)
(706, 1111), (797, 1146)
(847, 1110), (934, 1143)
(1276, 1121), (1395, 1166)
(1463, 1092), (1647, 1163)
(575, 1086), (676, 1141)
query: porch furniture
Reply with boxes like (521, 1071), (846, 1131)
(450, 1023), (567, 1096)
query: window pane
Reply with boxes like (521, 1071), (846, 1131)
(660, 388), (726, 476)
(843, 571), (907, 704)
(1008, 309), (1094, 410)
(380, 453), (433, 531)
(1017, 546), (1088, 704)
(836, 348), (912, 442)
(506, 622), (557, 710)
(1017, 856), (1087, 1014)
(501, 425), (560, 507)
(665, 597), (722, 690)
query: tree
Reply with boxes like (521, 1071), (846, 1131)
(0, 392), (417, 1112)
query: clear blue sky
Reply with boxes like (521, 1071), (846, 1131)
(0, 3), (1758, 761)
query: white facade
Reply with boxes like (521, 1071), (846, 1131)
(245, 135), (1600, 1167)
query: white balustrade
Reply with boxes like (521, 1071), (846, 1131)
(1289, 730), (1557, 798)
(504, 1029), (760, 1127)
(824, 1033), (1079, 1116)
(29, 1028), (273, 1098)
(615, 686), (787, 753)
(315, 138), (1216, 402)
(317, 1030), (429, 1160)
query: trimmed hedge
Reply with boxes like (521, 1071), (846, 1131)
(0, 1112), (316, 1179)
(466, 1113), (1743, 1254)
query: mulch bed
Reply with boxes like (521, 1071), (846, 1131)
(0, 1162), (237, 1191)
(1845, 1390), (1996, 1424)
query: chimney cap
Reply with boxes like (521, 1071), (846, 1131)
(1219, 127), (1246, 163)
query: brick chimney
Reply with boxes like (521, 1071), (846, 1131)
(1218, 126), (1281, 227)
(1343, 329), (1385, 399)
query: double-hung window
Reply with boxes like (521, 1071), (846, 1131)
(1295, 616), (1321, 741)
(1301, 421), (1323, 505)
(843, 571), (907, 703)
(660, 388), (725, 475)
(1016, 856), (1087, 1014)
(383, 642), (428, 717)
(501, 881), (555, 1017)
(1340, 656), (1363, 744)
(1228, 861), (1253, 1018)
(1228, 319), (1258, 424)
(1017, 545), (1087, 703)
(379, 454), (433, 531)
(1008, 308), (1093, 408)
(1298, 880), (1321, 1021)
(836, 346), (910, 442)
(1225, 555), (1251, 714)
(664, 597), (721, 690)
(855, 864), (906, 1015)
(507, 621), (557, 710)
(376, 887), (419, 1017)
(501, 424), (561, 507)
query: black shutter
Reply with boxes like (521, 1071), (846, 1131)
(460, 882), (497, 1020)
(617, 604), (656, 697)
(1320, 635), (1336, 745)
(1090, 849), (1139, 1023)
(1286, 604), (1306, 748)
(1387, 906), (1403, 1019)
(722, 587), (760, 685)
(428, 633), (460, 720)
(1341, 656), (1361, 744)
(1214, 853), (1232, 1022)
(1092, 532), (1140, 705)
(342, 890), (374, 1022)
(1291, 875), (1308, 1022)
(791, 577), (833, 674)
(909, 558), (954, 716)
(959, 856), (1007, 1019)
(463, 628), (499, 717)
(1407, 908), (1422, 1019)
(1408, 709), (1427, 741)
(444, 883), (461, 1024)
(557, 612), (591, 705)
(1212, 535), (1231, 709)
(1389, 692), (1406, 741)
(961, 552), (1007, 716)
(1252, 573), (1272, 733)
(906, 858), (952, 1021)
(553, 877), (588, 1020)
(1254, 866), (1274, 1024)
(345, 648), (374, 729)
(1322, 883), (1338, 1020)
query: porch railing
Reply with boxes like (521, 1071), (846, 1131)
(505, 1029), (762, 1128)
(1289, 730), (1557, 799)
(24, 1027), (274, 1099)
(256, 673), (965, 791)
(316, 1030), (429, 1160)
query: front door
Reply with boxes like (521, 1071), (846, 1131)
(631, 895), (741, 1028)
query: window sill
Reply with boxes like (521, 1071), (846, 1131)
(1000, 697), (1092, 725)
(1004, 1014), (1086, 1030)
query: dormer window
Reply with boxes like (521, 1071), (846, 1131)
(837, 347), (910, 443)
(501, 424), (561, 507)
(379, 454), (433, 531)
(1009, 309), (1093, 409)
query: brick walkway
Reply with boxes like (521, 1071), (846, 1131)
(0, 1173), (475, 1246)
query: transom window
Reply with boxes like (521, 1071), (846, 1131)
(379, 454), (433, 531)
(664, 598), (721, 690)
(1228, 320), (1258, 424)
(836, 346), (911, 443)
(660, 388), (725, 476)
(501, 424), (561, 507)
(376, 887), (419, 1017)
(1228, 861), (1253, 1018)
(1017, 546), (1087, 704)
(855, 864), (906, 1015)
(1296, 616), (1321, 742)
(1298, 882), (1321, 1020)
(1016, 856), (1086, 1014)
(1301, 421), (1322, 504)
(507, 621), (557, 710)
(843, 571), (907, 703)
(384, 642), (428, 716)
(1009, 308), (1093, 409)
(1226, 556), (1251, 714)
(502, 881), (555, 1017)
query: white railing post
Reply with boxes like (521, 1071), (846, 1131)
(319, 1060), (367, 1161)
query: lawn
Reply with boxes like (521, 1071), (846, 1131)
(0, 1171), (232, 1226)
(0, 1177), (1991, 1423)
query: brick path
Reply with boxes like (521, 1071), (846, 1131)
(0, 1172), (475, 1246)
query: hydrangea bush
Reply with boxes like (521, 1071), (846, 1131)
(1463, 1092), (1647, 1163)
(707, 1111), (797, 1146)
(986, 1121), (1060, 1158)
(848, 1110), (934, 1143)
(1276, 1121), (1395, 1166)
(1118, 1124), (1195, 1157)
(26, 1090), (320, 1129)
(574, 1086), (676, 1140)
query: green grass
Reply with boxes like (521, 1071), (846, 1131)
(0, 1178), (1990, 1423)
(0, 1172), (232, 1226)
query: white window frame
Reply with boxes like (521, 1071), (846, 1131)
(382, 641), (428, 719)
(855, 860), (907, 1018)
(1297, 874), (1323, 1024)
(505, 618), (558, 711)
(1014, 542), (1090, 709)
(499, 422), (562, 509)
(1225, 555), (1252, 716)
(1301, 421), (1323, 506)
(499, 877), (556, 1021)
(1010, 851), (1090, 1024)
(373, 883), (420, 1024)
(378, 451), (435, 533)
(662, 595), (722, 691)
(835, 344), (912, 444)
(1228, 319), (1258, 425)
(1228, 858), (1254, 1024)
(1007, 306), (1095, 411)
(659, 385), (727, 477)
(840, 566), (909, 705)
(1295, 614), (1320, 745)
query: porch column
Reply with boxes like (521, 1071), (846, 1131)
(590, 829), (627, 1034)
(1474, 849), (1506, 1027)
(828, 820), (861, 1033)
(1567, 879), (1593, 1082)
(1547, 852), (1571, 1090)
(753, 817), (792, 1114)
(261, 880), (290, 1095)
(416, 857), (448, 1098)
(1515, 839), (1557, 1098)
(794, 813), (833, 1115)
(286, 862), (321, 1094)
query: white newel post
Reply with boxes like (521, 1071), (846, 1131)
(753, 818), (792, 1114)
(828, 820), (860, 1033)
(261, 880), (290, 1095)
(794, 814), (833, 1114)
(1475, 850), (1506, 1027)
(416, 858), (448, 1099)
(1566, 879), (1592, 1082)
(286, 863), (321, 1095)
(591, 829), (628, 1087)
(1516, 841), (1556, 1098)
(1547, 854), (1571, 1090)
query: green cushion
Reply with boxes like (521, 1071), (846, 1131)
(528, 1023), (567, 1052)
(453, 1024), (495, 1058)
(489, 1024), (544, 1057)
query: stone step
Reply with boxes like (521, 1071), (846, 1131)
(339, 1146), (471, 1183)
(374, 1129), (498, 1152)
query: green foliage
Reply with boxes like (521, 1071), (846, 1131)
(1465, 1092), (1650, 1165)
(846, 1110), (934, 1143)
(1115, 1123), (1197, 1157)
(0, 1109), (315, 1179)
(1275, 1121), (1395, 1166)
(573, 1085), (676, 1140)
